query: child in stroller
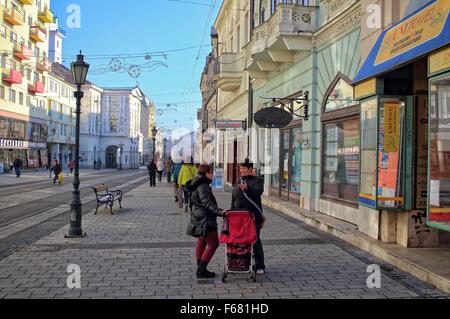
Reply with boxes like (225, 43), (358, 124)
(219, 209), (258, 282)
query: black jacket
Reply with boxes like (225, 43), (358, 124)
(147, 163), (157, 175)
(53, 164), (62, 175)
(189, 175), (222, 234)
(231, 175), (264, 225)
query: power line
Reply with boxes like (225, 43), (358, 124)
(183, 0), (217, 93)
(167, 0), (250, 12)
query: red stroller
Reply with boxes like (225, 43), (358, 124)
(219, 209), (258, 282)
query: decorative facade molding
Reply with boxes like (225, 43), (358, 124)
(313, 2), (361, 48)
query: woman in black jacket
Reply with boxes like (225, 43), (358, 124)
(187, 165), (224, 278)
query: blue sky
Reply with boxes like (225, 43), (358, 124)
(51, 0), (221, 134)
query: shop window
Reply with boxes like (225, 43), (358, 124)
(359, 99), (378, 206)
(359, 97), (408, 209)
(322, 74), (360, 203)
(429, 74), (450, 229)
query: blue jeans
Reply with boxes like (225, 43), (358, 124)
(53, 174), (59, 184)
(15, 168), (21, 177)
(253, 224), (265, 271)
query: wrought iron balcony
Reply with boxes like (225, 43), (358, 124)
(28, 80), (45, 94)
(2, 68), (22, 84)
(4, 5), (25, 26)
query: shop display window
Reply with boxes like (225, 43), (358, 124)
(322, 74), (360, 204)
(428, 74), (450, 230)
(359, 97), (409, 209)
(322, 119), (359, 202)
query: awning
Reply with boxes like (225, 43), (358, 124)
(354, 0), (450, 84)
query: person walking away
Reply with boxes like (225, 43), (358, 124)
(156, 159), (164, 183)
(53, 160), (62, 185)
(231, 158), (266, 275)
(68, 160), (74, 174)
(186, 165), (225, 278)
(178, 160), (199, 212)
(93, 160), (97, 170)
(147, 160), (157, 187)
(165, 157), (173, 184)
(13, 158), (22, 178)
(171, 160), (184, 203)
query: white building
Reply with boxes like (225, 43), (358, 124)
(47, 63), (76, 168)
(79, 82), (103, 168)
(100, 87), (148, 169)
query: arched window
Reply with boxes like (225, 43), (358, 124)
(321, 73), (360, 204)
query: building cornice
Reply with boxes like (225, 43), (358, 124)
(313, 1), (361, 48)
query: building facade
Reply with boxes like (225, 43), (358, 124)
(204, 0), (450, 247)
(100, 87), (146, 169)
(212, 0), (252, 186)
(0, 0), (54, 171)
(47, 62), (75, 169)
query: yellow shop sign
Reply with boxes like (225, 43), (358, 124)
(375, 0), (450, 66)
(354, 78), (376, 100)
(429, 46), (450, 75)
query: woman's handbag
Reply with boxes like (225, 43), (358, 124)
(186, 222), (206, 238)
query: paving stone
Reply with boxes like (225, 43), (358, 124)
(0, 183), (447, 299)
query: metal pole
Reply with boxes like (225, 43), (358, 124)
(66, 85), (86, 238)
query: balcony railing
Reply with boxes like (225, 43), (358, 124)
(244, 3), (317, 78)
(30, 24), (47, 42)
(213, 52), (243, 92)
(37, 58), (52, 73)
(38, 6), (54, 23)
(4, 5), (25, 26)
(13, 43), (32, 60)
(28, 80), (45, 94)
(2, 68), (22, 84)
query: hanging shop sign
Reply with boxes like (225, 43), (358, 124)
(215, 120), (247, 130)
(254, 107), (293, 129)
(429, 45), (450, 76)
(354, 78), (377, 100)
(354, 0), (450, 83)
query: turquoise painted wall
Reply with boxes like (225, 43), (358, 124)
(251, 22), (361, 201)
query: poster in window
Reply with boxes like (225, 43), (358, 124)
(384, 102), (400, 152)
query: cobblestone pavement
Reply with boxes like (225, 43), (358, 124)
(0, 182), (448, 299)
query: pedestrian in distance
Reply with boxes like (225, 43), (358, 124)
(231, 158), (266, 275)
(156, 158), (164, 183)
(52, 160), (62, 185)
(186, 165), (225, 278)
(13, 158), (23, 178)
(171, 160), (184, 203)
(178, 158), (198, 212)
(147, 160), (157, 187)
(165, 157), (173, 184)
(68, 159), (74, 174)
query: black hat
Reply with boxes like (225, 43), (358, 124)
(239, 158), (253, 169)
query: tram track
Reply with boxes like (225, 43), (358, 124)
(0, 171), (147, 228)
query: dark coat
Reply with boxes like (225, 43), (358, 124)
(231, 175), (264, 225)
(147, 163), (157, 175)
(53, 163), (62, 175)
(188, 175), (222, 235)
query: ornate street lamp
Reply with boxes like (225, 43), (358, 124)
(152, 127), (158, 159)
(65, 52), (89, 239)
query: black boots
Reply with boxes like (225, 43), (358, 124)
(196, 261), (216, 278)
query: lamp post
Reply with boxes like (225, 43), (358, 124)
(65, 51), (89, 239)
(118, 142), (123, 170)
(152, 127), (158, 159)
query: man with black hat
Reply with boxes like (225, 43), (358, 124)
(231, 158), (266, 274)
